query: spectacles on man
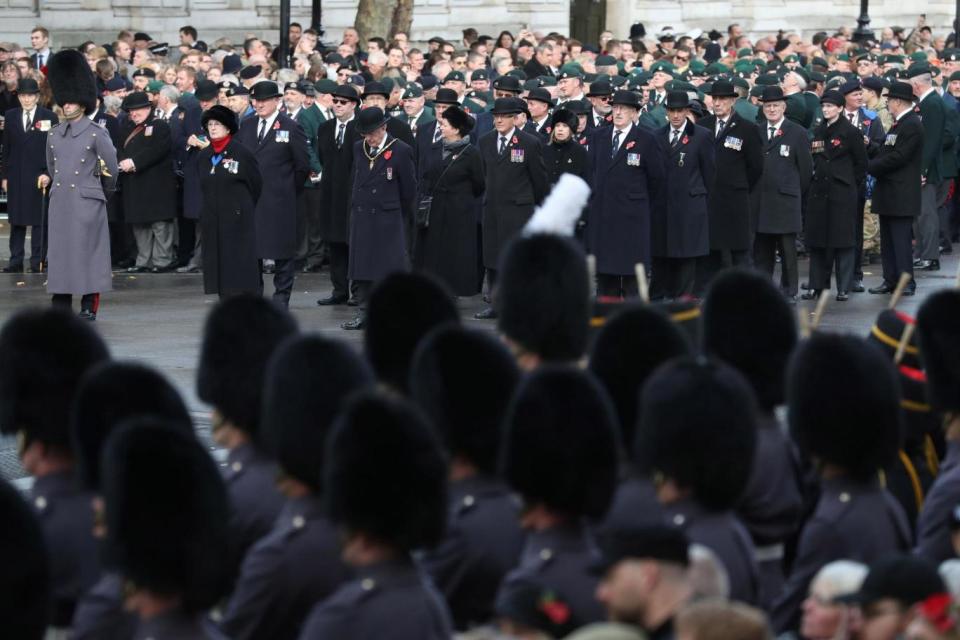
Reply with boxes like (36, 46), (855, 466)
(676, 55), (689, 62)
(332, 98), (352, 105)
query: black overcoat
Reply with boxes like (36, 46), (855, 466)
(1, 106), (57, 226)
(316, 116), (360, 243)
(117, 115), (178, 224)
(805, 117), (867, 248)
(750, 119), (813, 235)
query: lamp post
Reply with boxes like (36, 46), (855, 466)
(278, 0), (291, 68)
(312, 0), (324, 36)
(853, 0), (874, 43)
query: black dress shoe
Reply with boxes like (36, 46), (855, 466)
(316, 295), (348, 306)
(836, 291), (849, 302)
(150, 265), (175, 273)
(851, 280), (865, 293)
(341, 316), (366, 330)
(902, 287), (916, 296)
(1, 265), (23, 273)
(262, 264), (275, 274)
(176, 265), (200, 274)
(800, 281), (810, 290)
(913, 258), (926, 268)
(869, 283), (894, 294)
(800, 290), (821, 300)
(126, 266), (147, 273)
(784, 295), (797, 305)
(920, 259), (941, 271)
(474, 307), (498, 320)
(77, 310), (96, 321)
(347, 298), (359, 307)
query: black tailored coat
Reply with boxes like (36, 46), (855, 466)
(118, 115), (178, 224)
(586, 124), (667, 274)
(297, 559), (453, 640)
(316, 116), (360, 243)
(347, 136), (417, 282)
(71, 572), (137, 640)
(196, 139), (262, 296)
(414, 142), (484, 296)
(918, 90), (947, 183)
(524, 119), (552, 144)
(868, 111), (924, 218)
(415, 120), (443, 184)
(523, 58), (553, 79)
(916, 441), (960, 564)
(134, 611), (229, 640)
(386, 115), (415, 149)
(544, 138), (589, 185)
(698, 112), (764, 251)
(176, 102), (205, 219)
(420, 474), (525, 630)
(771, 476), (912, 634)
(653, 121), (715, 258)
(750, 119), (813, 235)
(806, 117), (867, 249)
(224, 444), (285, 582)
(236, 112), (309, 258)
(221, 496), (352, 640)
(1, 106), (57, 226)
(478, 128), (548, 269)
(91, 109), (124, 224)
(853, 106), (887, 159)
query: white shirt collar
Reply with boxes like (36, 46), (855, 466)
(288, 107), (301, 120)
(259, 108), (280, 130)
(919, 86), (936, 102)
(767, 118), (785, 131)
(336, 113), (355, 125)
(498, 127), (516, 141)
(894, 108), (912, 123)
(370, 134), (390, 155)
(614, 122), (632, 139)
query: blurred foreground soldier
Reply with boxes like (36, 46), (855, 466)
(118, 91), (178, 273)
(222, 336), (371, 640)
(702, 268), (804, 609)
(44, 49), (118, 319)
(915, 291), (960, 563)
(499, 367), (620, 625)
(364, 271), (458, 392)
(653, 91), (715, 299)
(69, 362), (193, 640)
(772, 334), (911, 633)
(696, 80), (763, 288)
(751, 86), (813, 303)
(1, 77), (57, 272)
(298, 392), (453, 639)
(197, 105), (263, 297)
(797, 560), (867, 640)
(635, 357), (760, 604)
(592, 525), (694, 640)
(410, 326), (525, 629)
(197, 295), (298, 576)
(674, 600), (773, 640)
(590, 305), (692, 533)
(867, 81), (923, 297)
(587, 90), (666, 298)
(0, 308), (108, 631)
(475, 97), (548, 319)
(100, 422), (230, 639)
(803, 90), (867, 301)
(494, 578), (580, 638)
(342, 106), (417, 330)
(236, 80), (309, 308)
(0, 478), (50, 640)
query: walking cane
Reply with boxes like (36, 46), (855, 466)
(36, 176), (48, 273)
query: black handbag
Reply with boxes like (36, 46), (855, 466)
(416, 147), (466, 229)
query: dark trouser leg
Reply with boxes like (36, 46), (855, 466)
(28, 226), (41, 270)
(916, 183), (941, 261)
(295, 189), (310, 267)
(80, 293), (100, 314)
(622, 275), (639, 298)
(879, 216), (897, 286)
(834, 247), (855, 293)
(328, 242), (349, 299)
(778, 233), (799, 297)
(271, 258), (296, 307)
(937, 179), (953, 249)
(8, 225), (25, 268)
(304, 189), (325, 268)
(807, 248), (829, 291)
(889, 217), (915, 286)
(753, 234), (777, 278)
(596, 274), (621, 298)
(854, 195), (866, 280)
(674, 258), (697, 298)
(178, 218), (196, 265)
(650, 257), (670, 300)
(51, 293), (72, 308)
(354, 280), (372, 313)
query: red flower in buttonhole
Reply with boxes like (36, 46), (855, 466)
(918, 593), (956, 632)
(39, 65), (47, 76)
(681, 135), (689, 145)
(538, 592), (571, 625)
(273, 121), (281, 130)
(625, 141), (636, 150)
(775, 128), (784, 137)
(863, 119), (871, 127)
(831, 138), (841, 147)
(512, 135), (518, 145)
(384, 150), (392, 160)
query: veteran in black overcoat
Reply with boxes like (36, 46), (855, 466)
(804, 91), (867, 298)
(751, 87), (812, 300)
(196, 106), (262, 297)
(414, 105), (485, 297)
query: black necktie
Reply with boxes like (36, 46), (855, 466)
(37, 53), (43, 68)
(336, 122), (345, 148)
(768, 126), (776, 141)
(433, 126), (442, 144)
(499, 135), (507, 155)
(716, 119), (726, 139)
(671, 129), (681, 147)
(611, 129), (622, 158)
(258, 119), (267, 143)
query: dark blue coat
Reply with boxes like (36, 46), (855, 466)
(598, 473), (665, 533)
(297, 559), (453, 640)
(586, 123), (667, 274)
(134, 611), (229, 640)
(316, 116), (360, 244)
(415, 119), (443, 185)
(854, 106), (887, 159)
(751, 119), (813, 235)
(71, 572), (137, 640)
(1, 106), (57, 226)
(916, 440), (960, 564)
(347, 136), (417, 282)
(221, 495), (352, 640)
(236, 112), (309, 258)
(420, 474), (525, 630)
(174, 102), (204, 219)
(653, 121), (715, 258)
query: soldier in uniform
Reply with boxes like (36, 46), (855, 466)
(298, 392), (453, 639)
(1, 77), (57, 272)
(771, 334), (912, 634)
(410, 326), (525, 630)
(0, 308), (109, 633)
(475, 97), (547, 320)
(341, 107), (417, 330)
(315, 84), (361, 307)
(636, 357), (760, 604)
(867, 81), (923, 297)
(196, 294), (298, 576)
(701, 268), (805, 610)
(44, 50), (118, 319)
(587, 90), (666, 298)
(498, 367), (620, 625)
(803, 90), (868, 301)
(221, 335), (370, 639)
(696, 81), (763, 290)
(400, 83), (435, 137)
(652, 91), (715, 299)
(100, 421), (230, 639)
(236, 80), (309, 307)
(0, 477), (51, 640)
(751, 86), (812, 303)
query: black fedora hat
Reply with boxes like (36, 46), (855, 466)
(885, 81), (917, 103)
(586, 80), (613, 97)
(16, 78), (40, 95)
(526, 88), (554, 106)
(330, 84), (360, 103)
(609, 90), (641, 109)
(707, 79), (737, 98)
(356, 106), (389, 134)
(434, 87), (460, 105)
(121, 91), (151, 111)
(249, 80), (281, 100)
(492, 75), (522, 93)
(363, 81), (390, 98)
(664, 90), (690, 109)
(758, 86), (786, 102)
(490, 97), (523, 115)
(201, 105), (239, 135)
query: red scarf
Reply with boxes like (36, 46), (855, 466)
(211, 134), (231, 154)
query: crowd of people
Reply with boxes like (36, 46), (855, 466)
(1, 17), (959, 323)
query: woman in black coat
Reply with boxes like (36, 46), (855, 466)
(802, 90), (866, 302)
(196, 105), (263, 298)
(543, 108), (589, 185)
(413, 105), (485, 296)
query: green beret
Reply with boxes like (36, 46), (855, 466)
(737, 47), (753, 59)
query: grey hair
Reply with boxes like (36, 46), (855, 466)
(688, 543), (730, 599)
(809, 560), (868, 601)
(158, 84), (181, 103)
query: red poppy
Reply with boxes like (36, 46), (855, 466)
(273, 121), (281, 130)
(538, 593), (571, 625)
(511, 135), (518, 144)
(831, 138), (841, 147)
(384, 150), (392, 160)
(40, 65), (47, 75)
(775, 128), (784, 137)
(918, 593), (956, 632)
(545, 126), (552, 134)
(681, 135), (689, 145)
(863, 119), (871, 127)
(625, 141), (636, 150)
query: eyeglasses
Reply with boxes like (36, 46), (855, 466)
(337, 71), (352, 77)
(595, 95), (612, 102)
(332, 98), (352, 105)
(676, 55), (690, 62)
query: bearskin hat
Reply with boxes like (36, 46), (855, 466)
(0, 478), (49, 640)
(48, 49), (99, 114)
(867, 309), (922, 369)
(916, 290), (960, 413)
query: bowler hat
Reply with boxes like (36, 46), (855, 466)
(664, 90), (690, 109)
(330, 84), (360, 103)
(195, 79), (219, 101)
(609, 90), (641, 109)
(842, 555), (945, 607)
(201, 105), (239, 135)
(434, 87), (460, 104)
(493, 75), (522, 93)
(355, 106), (389, 134)
(526, 87), (554, 106)
(121, 91), (151, 111)
(885, 81), (916, 103)
(758, 86), (786, 102)
(362, 81), (389, 98)
(222, 54), (242, 75)
(239, 65), (262, 80)
(16, 78), (39, 95)
(707, 79), (737, 98)
(586, 80), (613, 97)
(820, 90), (844, 107)
(490, 96), (523, 115)
(249, 80), (281, 100)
